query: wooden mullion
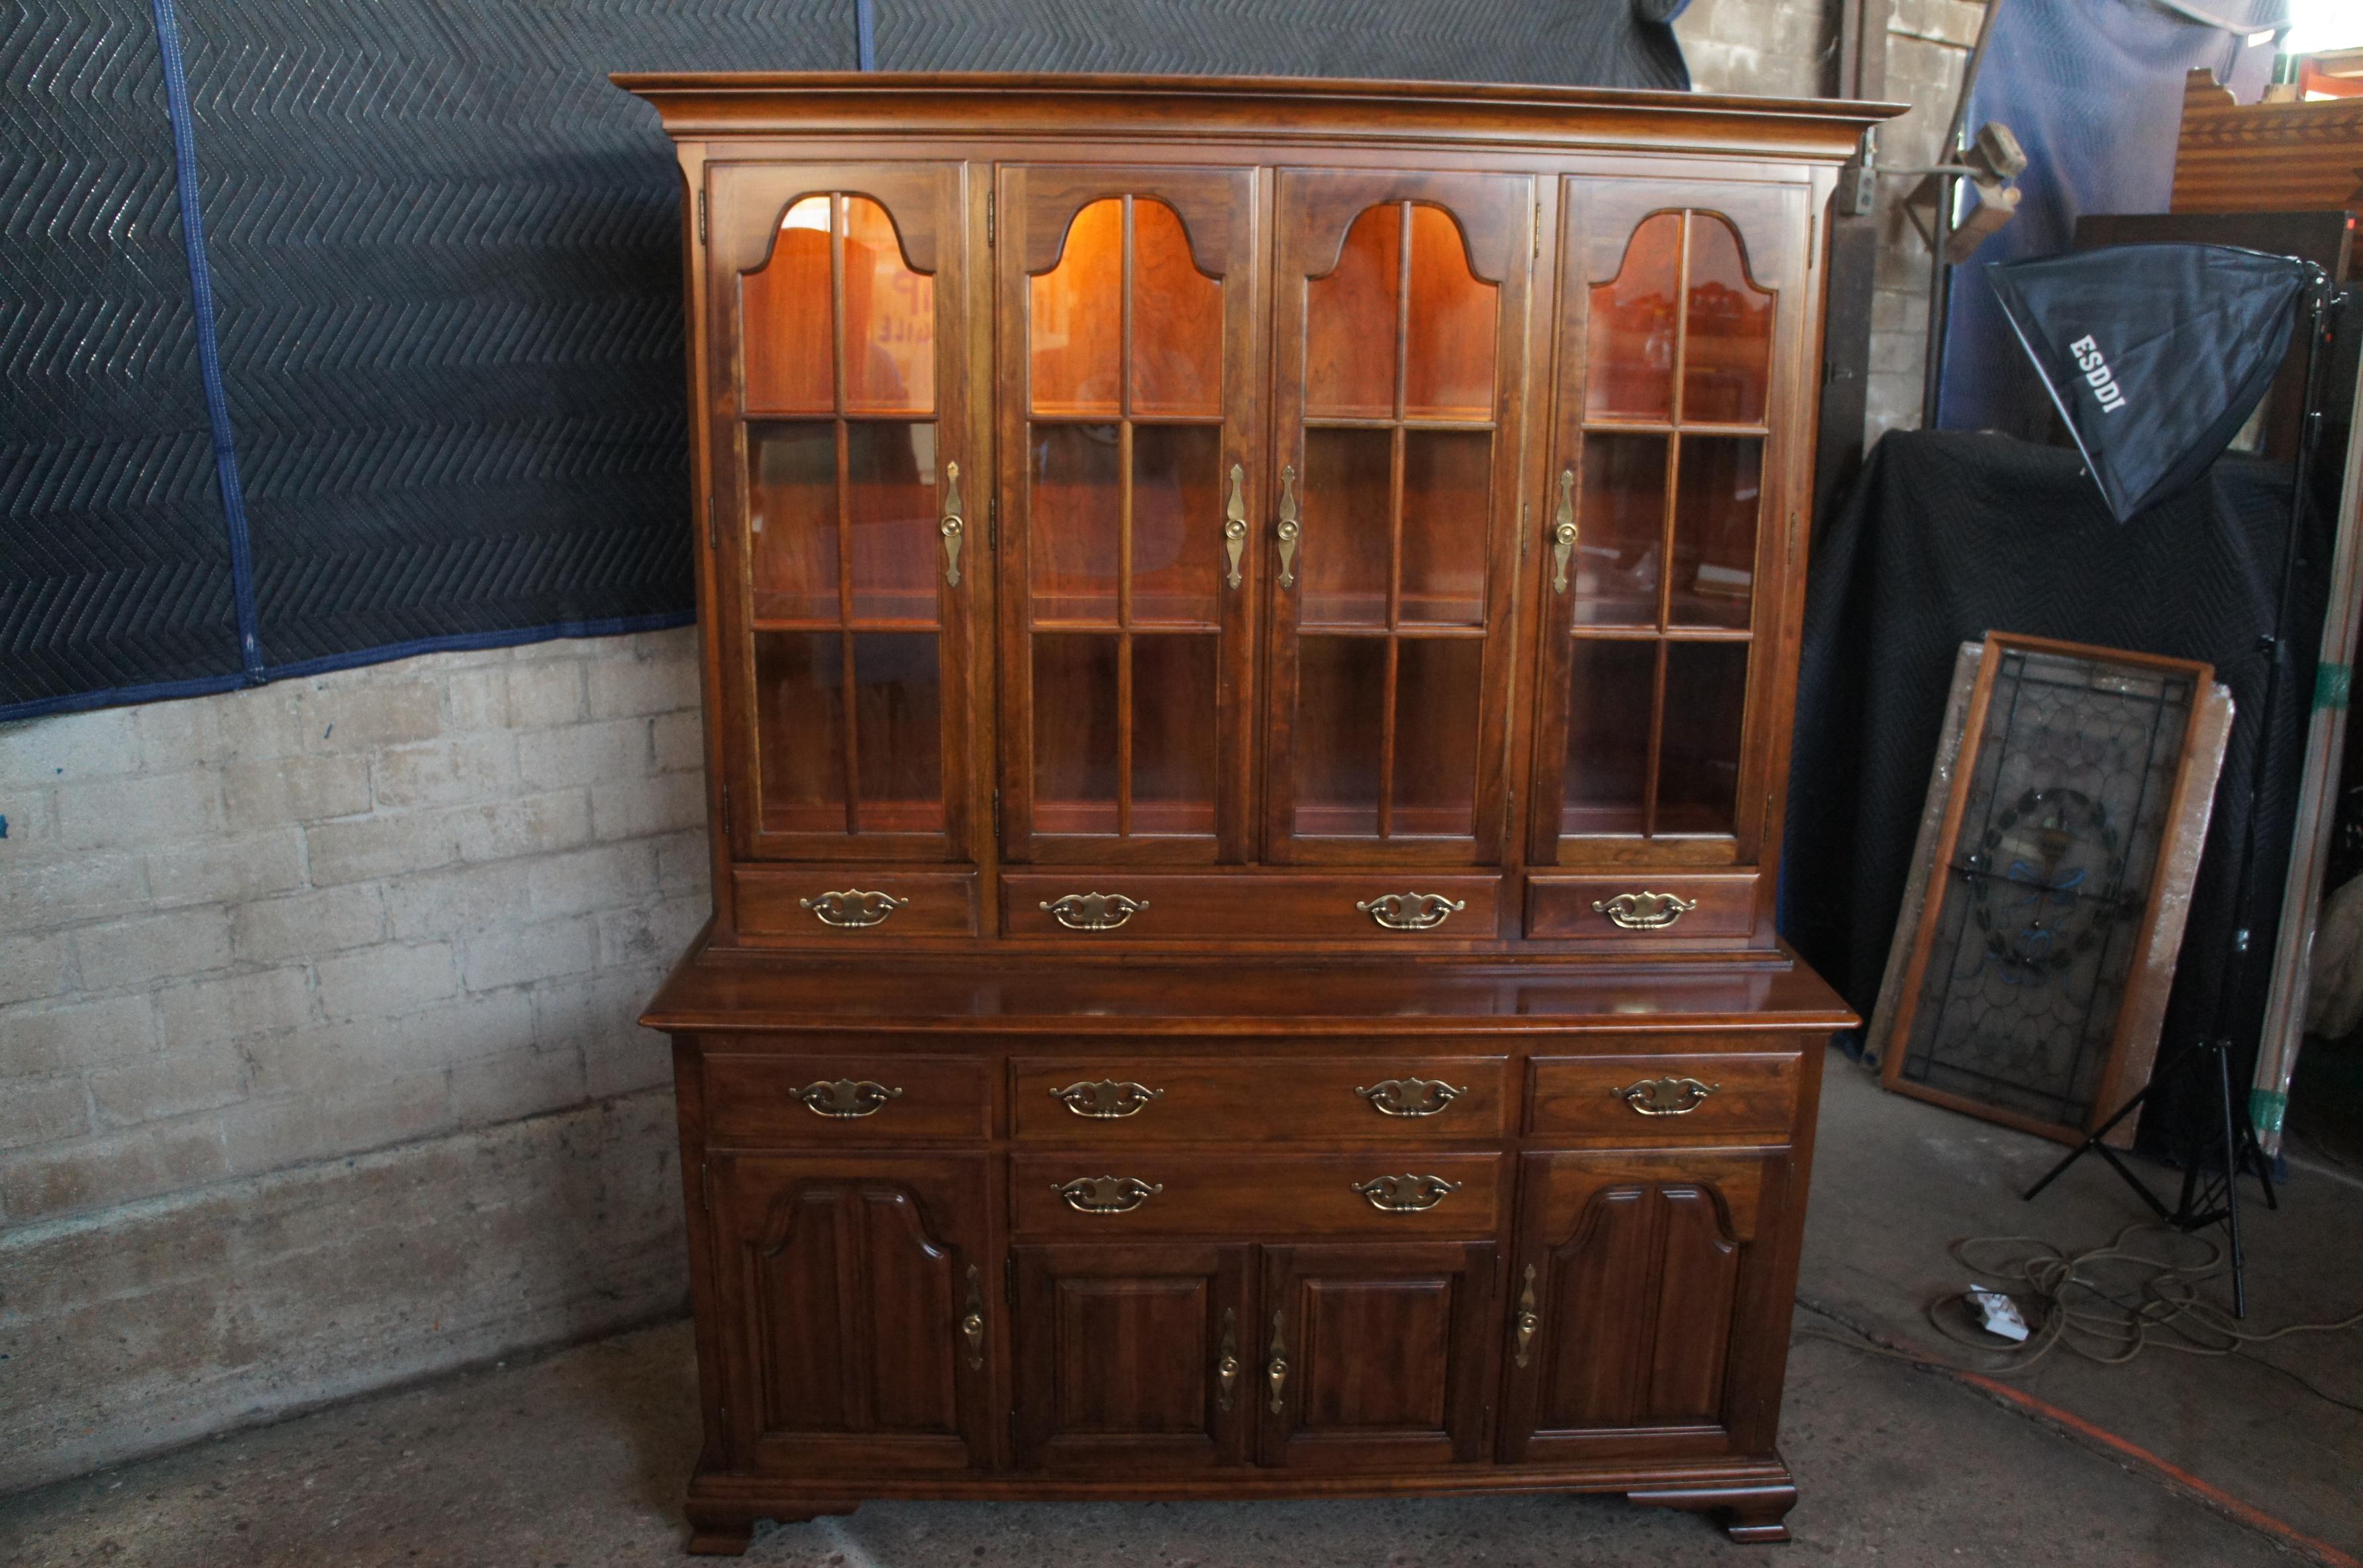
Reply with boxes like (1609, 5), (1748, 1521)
(1378, 635), (1400, 840)
(1670, 209), (1693, 428)
(1118, 419), (1135, 838)
(830, 197), (862, 836)
(1642, 638), (1668, 838)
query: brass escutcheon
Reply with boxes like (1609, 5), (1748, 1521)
(1040, 891), (1147, 932)
(1514, 1263), (1539, 1368)
(1613, 1076), (1719, 1116)
(1355, 892), (1467, 931)
(799, 889), (909, 928)
(1266, 1308), (1289, 1414)
(795, 1079), (903, 1118)
(1224, 463), (1248, 589)
(1550, 468), (1578, 594)
(960, 1263), (986, 1370)
(1215, 1307), (1240, 1412)
(1351, 1173), (1464, 1212)
(1049, 1079), (1163, 1118)
(1592, 890), (1699, 931)
(940, 460), (965, 587)
(1052, 1174), (1164, 1214)
(1355, 1078), (1467, 1118)
(1276, 465), (1301, 589)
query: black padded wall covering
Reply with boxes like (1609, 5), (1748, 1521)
(3, 0), (1689, 718)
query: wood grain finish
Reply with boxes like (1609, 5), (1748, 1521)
(622, 70), (1896, 1555)
(2170, 69), (2363, 215)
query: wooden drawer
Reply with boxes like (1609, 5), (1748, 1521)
(1525, 873), (1761, 944)
(1525, 1051), (1799, 1140)
(1010, 1152), (1501, 1237)
(1000, 873), (1503, 942)
(1011, 1056), (1508, 1142)
(736, 868), (979, 940)
(703, 1054), (991, 1144)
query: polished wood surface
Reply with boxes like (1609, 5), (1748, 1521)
(621, 70), (1896, 1555)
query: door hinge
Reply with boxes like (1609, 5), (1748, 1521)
(1533, 196), (1542, 260)
(1004, 1255), (1015, 1304)
(987, 495), (998, 553)
(697, 188), (707, 246)
(719, 782), (732, 839)
(985, 190), (995, 246)
(1008, 1409), (1018, 1447)
(699, 1158), (712, 1212)
(706, 492), (719, 555)
(1521, 500), (1531, 558)
(992, 788), (1003, 840)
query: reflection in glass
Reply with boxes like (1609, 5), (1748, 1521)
(850, 632), (944, 830)
(1031, 199), (1123, 417)
(1400, 432), (1490, 625)
(1392, 637), (1482, 836)
(1563, 637), (1655, 836)
(1670, 436), (1760, 630)
(755, 631), (848, 834)
(1131, 201), (1222, 417)
(1299, 428), (1391, 627)
(748, 423), (838, 621)
(842, 197), (934, 414)
(1029, 424), (1121, 623)
(1403, 204), (1497, 420)
(1658, 640), (1748, 833)
(1306, 204), (1401, 419)
(1131, 633), (1219, 834)
(1132, 424), (1221, 626)
(845, 422), (938, 621)
(1574, 433), (1666, 628)
(1293, 636), (1386, 838)
(741, 196), (834, 416)
(1033, 634), (1121, 834)
(1682, 215), (1773, 426)
(1586, 212), (1682, 422)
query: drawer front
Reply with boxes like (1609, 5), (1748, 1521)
(1011, 1153), (1501, 1238)
(1526, 1052), (1799, 1140)
(1001, 873), (1503, 942)
(736, 868), (980, 940)
(703, 1054), (992, 1144)
(1011, 1056), (1509, 1142)
(1524, 873), (1760, 943)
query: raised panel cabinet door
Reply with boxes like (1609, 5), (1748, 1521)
(1499, 1150), (1791, 1465)
(1011, 1242), (1254, 1471)
(706, 162), (980, 864)
(709, 1153), (995, 1475)
(996, 166), (1262, 865)
(1529, 179), (1810, 875)
(1264, 170), (1533, 867)
(1257, 1240), (1499, 1471)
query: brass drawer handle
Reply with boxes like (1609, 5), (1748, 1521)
(1592, 890), (1699, 931)
(1053, 1175), (1164, 1214)
(799, 889), (909, 928)
(1266, 1308), (1289, 1414)
(1514, 1263), (1539, 1368)
(1276, 464), (1301, 589)
(1615, 1076), (1719, 1116)
(940, 460), (965, 587)
(1215, 1307), (1240, 1412)
(1352, 1173), (1464, 1212)
(796, 1079), (903, 1118)
(1550, 468), (1578, 594)
(1224, 463), (1248, 589)
(960, 1263), (986, 1370)
(1050, 1079), (1164, 1118)
(1040, 891), (1148, 932)
(1355, 1078), (1466, 1118)
(1356, 892), (1467, 931)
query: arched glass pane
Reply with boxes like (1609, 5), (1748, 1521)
(1682, 215), (1773, 425)
(1131, 200), (1221, 416)
(843, 195), (934, 414)
(1306, 203), (1401, 419)
(1031, 199), (1123, 417)
(742, 195), (834, 415)
(1403, 205), (1497, 420)
(1586, 212), (1682, 421)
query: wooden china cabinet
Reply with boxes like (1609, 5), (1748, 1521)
(619, 72), (1897, 1555)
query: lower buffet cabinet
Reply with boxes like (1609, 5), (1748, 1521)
(648, 956), (1851, 1555)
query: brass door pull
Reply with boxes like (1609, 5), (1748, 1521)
(1215, 1307), (1240, 1412)
(1550, 467), (1578, 594)
(1352, 1173), (1463, 1212)
(1224, 463), (1248, 589)
(799, 889), (909, 928)
(1275, 464), (1301, 589)
(940, 460), (965, 587)
(796, 1079), (903, 1118)
(1266, 1309), (1289, 1415)
(1593, 890), (1699, 930)
(1040, 892), (1148, 932)
(960, 1264), (986, 1370)
(1615, 1076), (1719, 1116)
(1356, 892), (1467, 931)
(1513, 1263), (1539, 1368)
(1052, 1175), (1164, 1213)
(1355, 1078), (1467, 1118)
(1049, 1079), (1164, 1118)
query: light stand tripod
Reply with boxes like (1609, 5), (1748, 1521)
(2022, 268), (2342, 1319)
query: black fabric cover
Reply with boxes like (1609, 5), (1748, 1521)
(4, 0), (1691, 719)
(1782, 430), (2333, 1153)
(1987, 244), (2307, 520)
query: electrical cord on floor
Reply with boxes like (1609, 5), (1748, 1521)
(1795, 1220), (2363, 1417)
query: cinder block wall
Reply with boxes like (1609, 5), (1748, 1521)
(0, 2), (1899, 1496)
(0, 628), (707, 1491)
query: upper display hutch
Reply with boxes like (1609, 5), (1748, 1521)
(629, 72), (1897, 958)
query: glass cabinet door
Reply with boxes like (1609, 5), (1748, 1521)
(997, 167), (1259, 863)
(1265, 171), (1533, 865)
(1530, 181), (1800, 865)
(708, 164), (974, 861)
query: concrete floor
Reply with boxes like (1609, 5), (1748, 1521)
(5, 1053), (2360, 1568)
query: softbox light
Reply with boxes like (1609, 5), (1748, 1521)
(1987, 243), (2310, 521)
